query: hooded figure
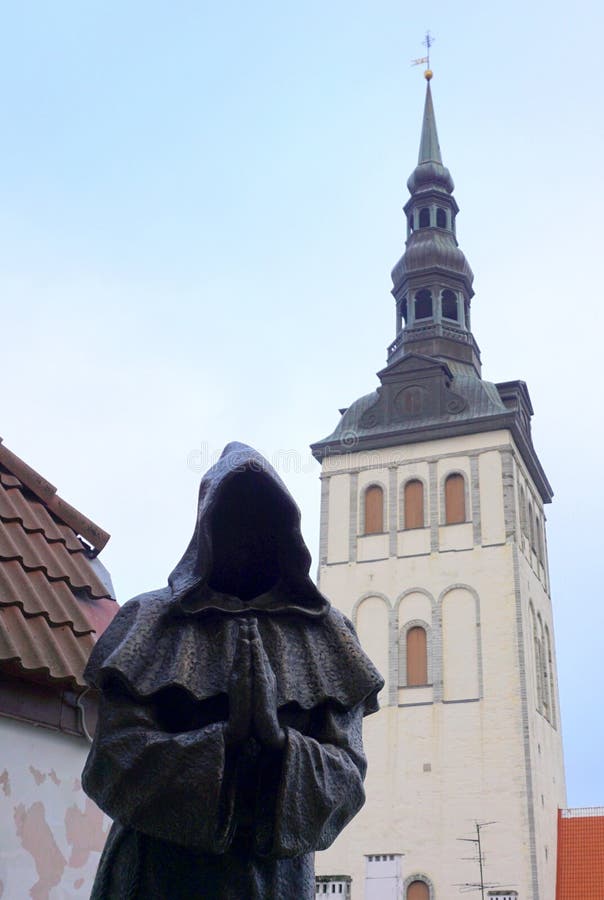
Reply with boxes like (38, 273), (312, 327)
(83, 443), (383, 899)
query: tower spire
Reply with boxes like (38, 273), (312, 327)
(388, 76), (480, 375)
(418, 81), (443, 165)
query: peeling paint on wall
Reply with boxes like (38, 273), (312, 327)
(28, 766), (46, 786)
(65, 796), (110, 868)
(0, 770), (10, 796)
(14, 801), (67, 900)
(1, 718), (111, 898)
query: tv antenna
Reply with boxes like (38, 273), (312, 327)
(454, 821), (515, 897)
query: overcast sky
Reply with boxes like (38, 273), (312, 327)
(1, 1), (602, 808)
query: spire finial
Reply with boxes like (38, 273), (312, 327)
(411, 30), (434, 81)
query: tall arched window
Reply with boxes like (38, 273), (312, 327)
(364, 485), (384, 535)
(445, 473), (466, 524)
(436, 207), (447, 228)
(519, 485), (527, 535)
(406, 627), (428, 686)
(407, 881), (430, 900)
(441, 289), (459, 321)
(418, 207), (430, 228)
(545, 626), (556, 727)
(528, 501), (535, 549)
(404, 480), (424, 529)
(535, 517), (543, 562)
(415, 289), (433, 320)
(539, 616), (550, 719)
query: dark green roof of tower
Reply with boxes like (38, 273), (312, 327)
(418, 82), (442, 164)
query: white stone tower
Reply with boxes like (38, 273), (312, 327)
(311, 76), (566, 900)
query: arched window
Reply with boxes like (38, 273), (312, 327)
(519, 485), (527, 535)
(407, 881), (430, 900)
(445, 473), (466, 524)
(406, 627), (428, 686)
(441, 289), (459, 321)
(530, 603), (539, 707)
(539, 616), (550, 719)
(419, 207), (430, 228)
(408, 214), (414, 233)
(364, 485), (384, 534)
(535, 517), (543, 562)
(399, 296), (408, 328)
(528, 501), (535, 549)
(545, 626), (556, 727)
(436, 207), (447, 228)
(404, 479), (424, 529)
(415, 289), (433, 320)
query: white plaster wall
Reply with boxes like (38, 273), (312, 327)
(397, 592), (431, 629)
(479, 451), (505, 545)
(321, 431), (512, 474)
(0, 717), (109, 900)
(519, 551), (566, 899)
(441, 587), (479, 701)
(327, 473), (350, 563)
(356, 596), (390, 704)
(316, 431), (566, 900)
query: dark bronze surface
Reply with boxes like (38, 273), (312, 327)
(83, 442), (383, 899)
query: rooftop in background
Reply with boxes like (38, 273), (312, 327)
(0, 436), (117, 734)
(556, 808), (604, 899)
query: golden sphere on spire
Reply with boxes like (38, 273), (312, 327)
(424, 69), (433, 81)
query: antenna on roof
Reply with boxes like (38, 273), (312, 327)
(411, 30), (435, 80)
(455, 822), (516, 897)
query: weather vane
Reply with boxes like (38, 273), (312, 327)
(411, 30), (434, 80)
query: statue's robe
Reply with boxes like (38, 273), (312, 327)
(83, 443), (383, 899)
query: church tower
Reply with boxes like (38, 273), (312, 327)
(311, 75), (566, 899)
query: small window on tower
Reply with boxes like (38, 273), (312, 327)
(404, 480), (424, 529)
(364, 485), (384, 535)
(445, 473), (466, 524)
(408, 214), (414, 232)
(400, 297), (408, 327)
(415, 290), (433, 320)
(436, 207), (447, 228)
(406, 627), (428, 686)
(419, 207), (430, 228)
(441, 289), (459, 321)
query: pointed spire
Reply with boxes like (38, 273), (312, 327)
(418, 80), (442, 165)
(388, 74), (479, 375)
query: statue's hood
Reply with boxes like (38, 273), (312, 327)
(168, 442), (328, 617)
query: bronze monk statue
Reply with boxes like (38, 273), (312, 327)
(83, 442), (383, 899)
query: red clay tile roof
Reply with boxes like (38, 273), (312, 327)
(556, 807), (604, 899)
(0, 439), (117, 691)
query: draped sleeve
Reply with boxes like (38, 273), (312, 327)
(82, 684), (237, 852)
(254, 702), (367, 858)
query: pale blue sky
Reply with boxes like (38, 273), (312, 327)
(1, 2), (602, 807)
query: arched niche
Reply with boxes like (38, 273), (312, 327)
(441, 587), (480, 702)
(354, 594), (390, 702)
